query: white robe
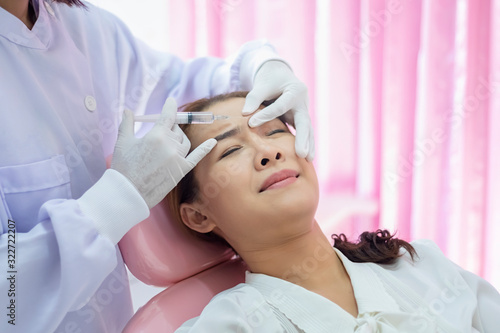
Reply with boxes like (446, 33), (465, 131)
(176, 240), (500, 332)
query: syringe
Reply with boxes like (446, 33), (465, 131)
(134, 112), (229, 124)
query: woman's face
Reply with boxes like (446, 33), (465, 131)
(181, 97), (319, 252)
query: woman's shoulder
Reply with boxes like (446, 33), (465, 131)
(376, 238), (467, 291)
(210, 281), (266, 306)
(408, 238), (448, 262)
(409, 238), (445, 253)
(385, 238), (453, 270)
(373, 239), (499, 331)
(177, 282), (283, 332)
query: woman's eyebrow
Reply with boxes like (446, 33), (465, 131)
(214, 127), (240, 142)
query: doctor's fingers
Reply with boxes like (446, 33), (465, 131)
(116, 109), (136, 143)
(293, 110), (315, 161)
(153, 97), (178, 130)
(175, 127), (192, 157)
(145, 120), (185, 148)
(185, 138), (217, 168)
(248, 85), (308, 127)
(242, 83), (278, 115)
(160, 124), (193, 158)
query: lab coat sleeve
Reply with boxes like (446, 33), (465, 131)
(0, 202), (111, 332)
(116, 36), (283, 140)
(87, 2), (285, 138)
(0, 169), (146, 332)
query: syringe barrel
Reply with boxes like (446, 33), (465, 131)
(134, 112), (215, 123)
(176, 112), (214, 124)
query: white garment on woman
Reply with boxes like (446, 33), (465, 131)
(0, 0), (282, 332)
(176, 240), (500, 332)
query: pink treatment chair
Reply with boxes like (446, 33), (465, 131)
(106, 157), (247, 332)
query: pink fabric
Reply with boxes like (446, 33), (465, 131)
(166, 0), (500, 289)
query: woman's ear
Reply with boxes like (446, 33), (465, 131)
(179, 203), (216, 234)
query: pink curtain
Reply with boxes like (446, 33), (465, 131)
(166, 0), (500, 289)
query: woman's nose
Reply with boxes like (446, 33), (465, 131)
(255, 145), (284, 170)
(260, 152), (282, 166)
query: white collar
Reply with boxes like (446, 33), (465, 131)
(245, 248), (460, 332)
(245, 248), (400, 332)
(0, 0), (54, 49)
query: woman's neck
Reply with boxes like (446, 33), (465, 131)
(0, 0), (35, 29)
(240, 221), (350, 292)
(238, 221), (358, 317)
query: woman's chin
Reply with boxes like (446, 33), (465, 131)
(266, 194), (318, 222)
(273, 183), (318, 210)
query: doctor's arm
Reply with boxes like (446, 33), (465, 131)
(0, 196), (132, 333)
(104, 5), (313, 159)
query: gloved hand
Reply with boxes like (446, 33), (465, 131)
(111, 97), (217, 209)
(242, 60), (315, 161)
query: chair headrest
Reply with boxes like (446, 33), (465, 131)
(118, 200), (235, 287)
(107, 155), (235, 287)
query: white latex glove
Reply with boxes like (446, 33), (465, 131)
(111, 97), (217, 209)
(242, 61), (315, 161)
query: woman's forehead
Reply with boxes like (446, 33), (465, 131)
(186, 97), (282, 147)
(187, 98), (248, 144)
(205, 97), (247, 118)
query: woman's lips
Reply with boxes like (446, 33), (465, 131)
(265, 176), (298, 191)
(260, 169), (299, 192)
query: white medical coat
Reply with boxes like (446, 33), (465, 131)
(0, 0), (282, 332)
(177, 240), (500, 332)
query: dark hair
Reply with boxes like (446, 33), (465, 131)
(167, 91), (417, 264)
(332, 229), (417, 264)
(28, 0), (85, 24)
(28, 0), (86, 22)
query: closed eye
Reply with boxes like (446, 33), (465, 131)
(219, 146), (241, 159)
(267, 129), (287, 136)
(219, 129), (286, 159)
